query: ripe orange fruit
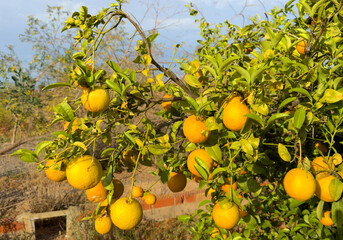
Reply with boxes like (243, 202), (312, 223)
(296, 40), (307, 55)
(110, 197), (143, 230)
(167, 172), (187, 192)
(81, 87), (110, 113)
(212, 200), (240, 229)
(221, 96), (242, 108)
(222, 100), (250, 132)
(182, 115), (209, 144)
(315, 174), (337, 202)
(123, 149), (138, 166)
(221, 181), (238, 193)
(187, 149), (214, 178)
(315, 141), (328, 154)
(86, 181), (108, 203)
(161, 94), (173, 111)
(283, 168), (316, 201)
(311, 156), (334, 174)
(319, 210), (334, 226)
(143, 193), (156, 205)
(113, 179), (124, 198)
(63, 118), (79, 133)
(210, 227), (227, 239)
(132, 186), (144, 198)
(94, 215), (112, 234)
(45, 159), (66, 182)
(66, 155), (103, 190)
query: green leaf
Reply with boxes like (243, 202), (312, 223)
(118, 72), (133, 84)
(184, 96), (199, 111)
(147, 33), (159, 44)
(194, 164), (208, 180)
(11, 149), (38, 163)
(185, 74), (202, 88)
(204, 55), (219, 72)
(278, 143), (291, 162)
(293, 108), (306, 130)
(320, 89), (343, 104)
(247, 178), (261, 194)
(105, 79), (121, 95)
(205, 145), (222, 162)
(231, 65), (251, 83)
(266, 113), (289, 127)
(195, 156), (210, 174)
(218, 56), (240, 72)
(124, 132), (136, 146)
(101, 148), (115, 157)
(278, 97), (297, 111)
(202, 65), (218, 79)
(332, 198), (343, 226)
(198, 200), (211, 208)
(316, 200), (324, 221)
(101, 131), (112, 146)
(178, 215), (191, 222)
(106, 60), (122, 73)
(211, 167), (226, 178)
(35, 141), (53, 156)
(241, 139), (254, 155)
(290, 88), (312, 101)
(205, 117), (219, 131)
(72, 142), (88, 152)
(53, 99), (75, 122)
(329, 178), (343, 201)
(245, 113), (264, 126)
(148, 144), (169, 155)
(42, 82), (71, 91)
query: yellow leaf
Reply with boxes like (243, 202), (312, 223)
(142, 69), (150, 77)
(156, 73), (164, 82)
(142, 54), (152, 66)
(146, 78), (154, 83)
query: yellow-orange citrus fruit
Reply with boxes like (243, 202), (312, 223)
(86, 181), (108, 203)
(315, 141), (328, 154)
(311, 156), (334, 174)
(123, 149), (138, 166)
(187, 149), (213, 178)
(161, 94), (173, 111)
(210, 227), (227, 239)
(95, 215), (112, 235)
(81, 87), (110, 113)
(66, 155), (103, 190)
(221, 96), (242, 108)
(63, 118), (79, 133)
(113, 179), (124, 198)
(319, 210), (334, 226)
(315, 174), (337, 202)
(110, 197), (143, 230)
(45, 159), (66, 182)
(132, 186), (144, 198)
(296, 40), (307, 55)
(223, 101), (250, 132)
(283, 168), (316, 201)
(182, 115), (209, 143)
(212, 200), (240, 229)
(143, 193), (156, 205)
(221, 181), (238, 193)
(167, 172), (187, 192)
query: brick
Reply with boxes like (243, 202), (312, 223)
(184, 193), (196, 203)
(153, 197), (174, 209)
(141, 201), (151, 211)
(0, 221), (25, 233)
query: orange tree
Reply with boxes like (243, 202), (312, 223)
(13, 0), (343, 239)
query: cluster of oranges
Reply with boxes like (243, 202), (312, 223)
(283, 154), (342, 226)
(179, 95), (251, 232)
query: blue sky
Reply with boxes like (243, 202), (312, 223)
(0, 0), (289, 64)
